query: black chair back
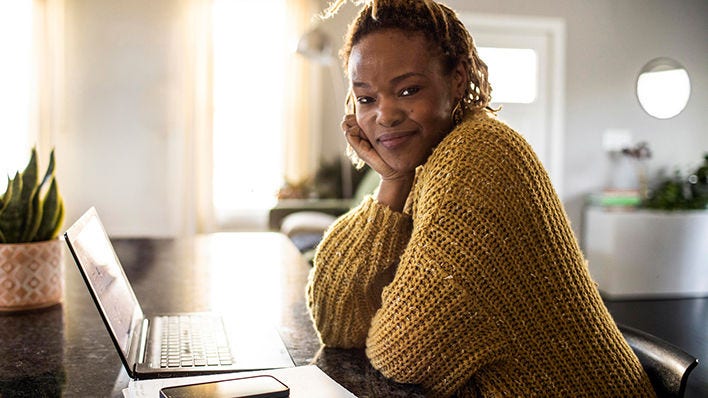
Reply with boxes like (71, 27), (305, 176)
(619, 324), (699, 398)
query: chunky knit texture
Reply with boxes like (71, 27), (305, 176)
(307, 110), (655, 397)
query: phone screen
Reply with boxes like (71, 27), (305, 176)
(159, 375), (289, 398)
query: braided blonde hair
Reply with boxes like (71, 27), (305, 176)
(323, 0), (493, 113)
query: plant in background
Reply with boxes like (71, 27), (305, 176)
(642, 152), (708, 211)
(688, 154), (708, 209)
(0, 148), (64, 243)
(642, 170), (692, 210)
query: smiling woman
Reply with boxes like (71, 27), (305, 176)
(306, 1), (656, 397)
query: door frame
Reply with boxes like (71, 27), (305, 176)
(460, 13), (566, 198)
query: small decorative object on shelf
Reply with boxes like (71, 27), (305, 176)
(621, 141), (652, 199)
(0, 147), (65, 312)
(588, 189), (642, 210)
(602, 141), (651, 210)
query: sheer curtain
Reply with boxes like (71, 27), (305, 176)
(174, 0), (214, 234)
(211, 0), (285, 229)
(283, 0), (322, 188)
(176, 0), (321, 232)
(33, 0), (65, 162)
(0, 0), (63, 187)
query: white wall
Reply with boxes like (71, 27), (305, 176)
(315, 0), (708, 236)
(56, 0), (707, 237)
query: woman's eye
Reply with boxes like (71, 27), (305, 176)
(400, 86), (420, 97)
(356, 96), (374, 104)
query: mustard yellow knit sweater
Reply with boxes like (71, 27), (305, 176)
(307, 111), (655, 397)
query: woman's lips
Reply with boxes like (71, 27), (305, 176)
(377, 131), (415, 150)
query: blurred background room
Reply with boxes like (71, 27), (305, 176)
(1, 0), (705, 237)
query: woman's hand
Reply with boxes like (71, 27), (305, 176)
(342, 114), (414, 212)
(342, 114), (393, 178)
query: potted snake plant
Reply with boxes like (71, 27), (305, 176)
(0, 147), (65, 311)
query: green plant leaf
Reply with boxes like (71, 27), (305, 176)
(0, 173), (24, 243)
(48, 199), (65, 240)
(0, 176), (11, 242)
(20, 148), (41, 241)
(24, 148), (56, 241)
(35, 178), (64, 241)
(40, 149), (56, 187)
(24, 185), (44, 241)
(0, 176), (12, 215)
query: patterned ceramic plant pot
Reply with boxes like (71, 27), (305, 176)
(0, 239), (64, 312)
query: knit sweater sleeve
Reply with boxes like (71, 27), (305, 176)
(307, 196), (413, 348)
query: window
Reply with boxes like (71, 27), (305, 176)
(0, 1), (34, 191)
(211, 0), (286, 228)
(478, 47), (538, 104)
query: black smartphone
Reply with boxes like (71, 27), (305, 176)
(159, 375), (289, 398)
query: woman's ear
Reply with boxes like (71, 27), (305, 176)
(451, 60), (469, 99)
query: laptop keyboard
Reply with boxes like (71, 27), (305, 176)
(159, 315), (233, 368)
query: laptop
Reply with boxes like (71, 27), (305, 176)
(64, 207), (294, 379)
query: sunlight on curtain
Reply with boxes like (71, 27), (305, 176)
(34, 0), (65, 164)
(173, 0), (214, 235)
(206, 0), (317, 230)
(211, 0), (287, 227)
(283, 1), (321, 188)
(0, 0), (63, 193)
(0, 1), (34, 191)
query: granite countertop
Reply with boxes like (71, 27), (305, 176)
(0, 234), (425, 397)
(1, 233), (705, 397)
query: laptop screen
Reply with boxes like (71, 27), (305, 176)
(65, 208), (144, 363)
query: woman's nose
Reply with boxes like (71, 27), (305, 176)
(376, 97), (405, 128)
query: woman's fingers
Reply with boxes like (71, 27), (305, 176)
(342, 115), (372, 152)
(341, 114), (395, 177)
(342, 115), (366, 140)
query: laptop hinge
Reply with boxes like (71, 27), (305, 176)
(137, 318), (149, 364)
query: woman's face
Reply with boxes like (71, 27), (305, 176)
(348, 29), (465, 173)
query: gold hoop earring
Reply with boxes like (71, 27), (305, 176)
(451, 99), (464, 126)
